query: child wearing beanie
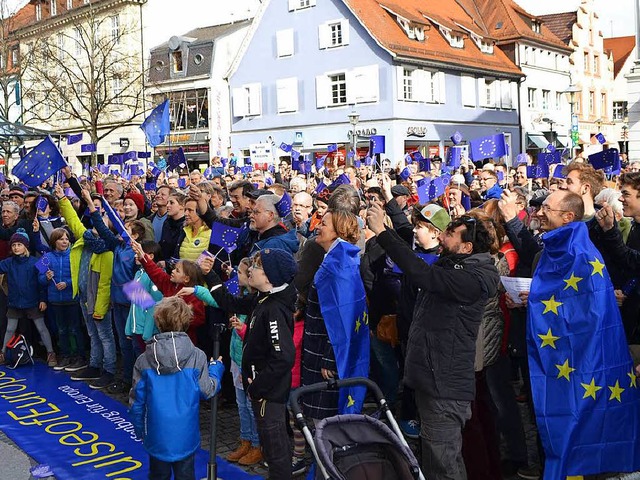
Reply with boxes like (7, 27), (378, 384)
(181, 247), (298, 479)
(0, 228), (56, 367)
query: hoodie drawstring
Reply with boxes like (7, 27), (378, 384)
(171, 332), (182, 371)
(153, 337), (160, 375)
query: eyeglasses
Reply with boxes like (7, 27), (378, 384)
(540, 204), (568, 214)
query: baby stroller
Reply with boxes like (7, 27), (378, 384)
(289, 377), (425, 480)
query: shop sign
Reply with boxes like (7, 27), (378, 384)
(407, 126), (427, 137)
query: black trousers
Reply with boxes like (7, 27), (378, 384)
(253, 399), (292, 480)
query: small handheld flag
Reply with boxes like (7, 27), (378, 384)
(67, 133), (83, 145)
(12, 136), (67, 188)
(210, 222), (243, 253)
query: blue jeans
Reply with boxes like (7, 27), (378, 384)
(149, 453), (194, 480)
(80, 301), (116, 374)
(50, 303), (84, 357)
(236, 386), (260, 446)
(112, 303), (134, 383)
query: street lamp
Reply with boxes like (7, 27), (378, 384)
(541, 117), (556, 147)
(563, 84), (582, 157)
(348, 107), (359, 167)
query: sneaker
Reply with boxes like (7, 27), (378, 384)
(238, 446), (263, 466)
(399, 419), (420, 439)
(90, 373), (115, 390)
(226, 440), (251, 463)
(65, 357), (89, 372)
(70, 366), (101, 381)
(517, 465), (542, 480)
(46, 352), (58, 367)
(54, 357), (72, 371)
(292, 456), (306, 476)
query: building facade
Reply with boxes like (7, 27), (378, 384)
(146, 21), (253, 170)
(604, 35), (634, 158)
(228, 0), (524, 166)
(540, 0), (615, 158)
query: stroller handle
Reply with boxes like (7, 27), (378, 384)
(289, 377), (385, 418)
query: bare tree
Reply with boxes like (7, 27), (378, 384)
(20, 2), (145, 165)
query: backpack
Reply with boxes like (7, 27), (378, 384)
(5, 334), (34, 369)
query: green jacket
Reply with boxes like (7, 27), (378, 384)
(59, 197), (113, 318)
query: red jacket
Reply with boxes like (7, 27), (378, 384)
(139, 255), (205, 345)
(291, 319), (304, 389)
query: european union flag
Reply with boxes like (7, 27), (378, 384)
(404, 153), (413, 164)
(97, 164), (110, 174)
(589, 148), (620, 173)
(275, 191), (292, 217)
(547, 144), (556, 153)
(280, 142), (292, 153)
(210, 222), (242, 253)
(399, 167), (411, 181)
(537, 151), (562, 166)
(516, 153), (529, 165)
(141, 99), (170, 147)
(314, 180), (327, 194)
(108, 154), (123, 165)
(328, 173), (350, 190)
(595, 132), (606, 144)
(353, 157), (361, 168)
(327, 143), (338, 153)
(224, 273), (241, 296)
(102, 196), (130, 242)
(369, 135), (385, 154)
(67, 133), (83, 145)
(526, 163), (549, 179)
(12, 136), (67, 187)
(291, 149), (301, 161)
(470, 133), (507, 160)
(527, 222), (640, 478)
(137, 151), (151, 159)
(315, 241), (369, 414)
(316, 155), (326, 170)
(124, 151), (137, 160)
(241, 165), (253, 175)
(167, 147), (186, 171)
(416, 174), (450, 203)
(80, 144), (96, 153)
(364, 155), (373, 166)
(448, 146), (463, 168)
(450, 131), (463, 145)
(552, 164), (566, 179)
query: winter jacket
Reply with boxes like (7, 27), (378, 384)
(234, 223), (298, 263)
(159, 215), (185, 261)
(177, 225), (211, 262)
(0, 255), (46, 309)
(90, 210), (136, 306)
(129, 332), (215, 462)
(207, 281), (296, 403)
(483, 184), (503, 200)
(38, 248), (74, 304)
(377, 228), (499, 401)
(125, 269), (163, 341)
(138, 254), (204, 345)
(59, 197), (113, 319)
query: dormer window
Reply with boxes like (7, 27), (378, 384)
(51, 0), (57, 16)
(415, 27), (425, 41)
(438, 26), (464, 48)
(532, 20), (541, 34)
(35, 3), (42, 21)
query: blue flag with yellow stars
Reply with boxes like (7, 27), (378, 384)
(140, 99), (170, 147)
(527, 222), (640, 479)
(314, 240), (369, 414)
(12, 136), (67, 187)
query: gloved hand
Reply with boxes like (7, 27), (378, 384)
(208, 357), (225, 396)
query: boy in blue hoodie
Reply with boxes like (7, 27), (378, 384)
(129, 296), (224, 480)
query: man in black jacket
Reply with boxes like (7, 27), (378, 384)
(367, 203), (499, 480)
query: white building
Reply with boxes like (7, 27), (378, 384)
(604, 35), (634, 159)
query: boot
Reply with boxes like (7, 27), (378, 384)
(226, 440), (251, 463)
(238, 446), (263, 466)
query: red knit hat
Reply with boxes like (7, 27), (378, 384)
(124, 192), (144, 214)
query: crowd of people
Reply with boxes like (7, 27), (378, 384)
(0, 150), (638, 480)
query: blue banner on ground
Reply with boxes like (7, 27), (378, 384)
(0, 363), (261, 480)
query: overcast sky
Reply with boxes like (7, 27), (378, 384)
(514, 0), (635, 38)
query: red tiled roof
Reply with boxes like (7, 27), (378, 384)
(604, 36), (635, 78)
(344, 0), (523, 76)
(478, 0), (571, 51)
(537, 12), (577, 46)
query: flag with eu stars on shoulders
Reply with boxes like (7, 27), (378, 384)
(314, 240), (369, 414)
(210, 222), (243, 253)
(140, 99), (170, 147)
(469, 133), (507, 161)
(527, 222), (640, 479)
(12, 136), (67, 187)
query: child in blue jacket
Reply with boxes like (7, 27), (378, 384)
(38, 227), (85, 371)
(0, 229), (55, 366)
(129, 296), (224, 480)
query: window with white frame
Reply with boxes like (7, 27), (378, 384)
(542, 90), (550, 110)
(613, 101), (628, 121)
(75, 84), (84, 110)
(276, 77), (299, 113)
(57, 33), (65, 61)
(276, 29), (294, 57)
(528, 87), (536, 109)
(172, 51), (183, 73)
(83, 0), (90, 4)
(10, 48), (18, 67)
(67, 0), (73, 9)
(555, 92), (562, 110)
(482, 79), (496, 108)
(500, 80), (515, 109)
(317, 65), (379, 107)
(319, 19), (349, 49)
(111, 15), (120, 44)
(396, 67), (444, 103)
(232, 83), (262, 117)
(402, 68), (413, 100)
(35, 3), (41, 21)
(288, 0), (316, 11)
(74, 27), (82, 56)
(112, 77), (123, 104)
(600, 93), (607, 118)
(461, 75), (476, 107)
(589, 91), (595, 114)
(593, 54), (600, 75)
(51, 0), (57, 16)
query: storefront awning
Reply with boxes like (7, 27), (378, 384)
(527, 133), (549, 149)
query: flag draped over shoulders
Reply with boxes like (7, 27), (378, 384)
(527, 222), (640, 479)
(314, 240), (369, 414)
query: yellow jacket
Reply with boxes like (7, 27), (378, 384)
(59, 197), (113, 318)
(179, 224), (211, 262)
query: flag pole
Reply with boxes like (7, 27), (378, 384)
(207, 324), (221, 480)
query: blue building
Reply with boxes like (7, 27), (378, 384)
(228, 0), (525, 166)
